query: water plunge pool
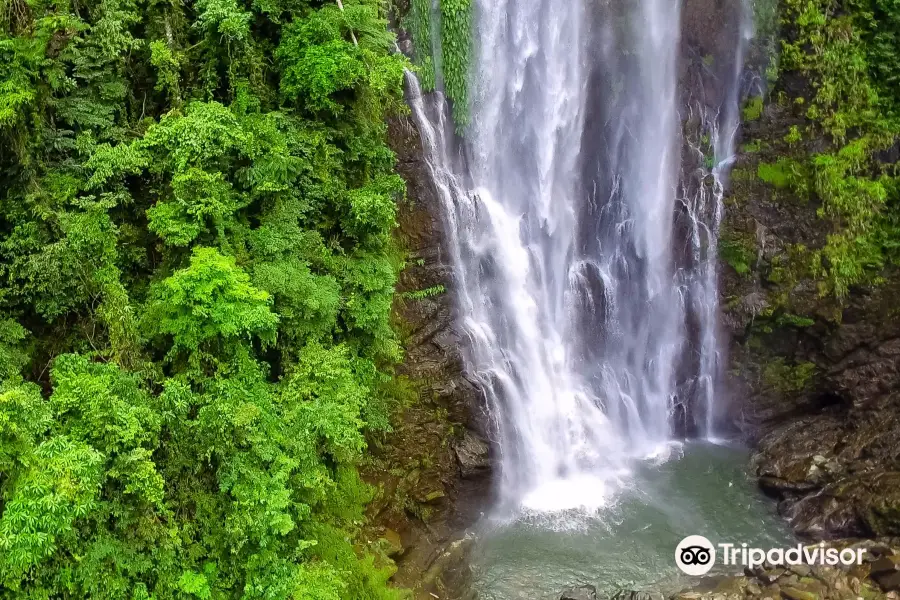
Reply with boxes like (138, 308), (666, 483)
(468, 442), (793, 600)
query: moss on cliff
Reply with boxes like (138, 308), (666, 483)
(763, 358), (817, 394)
(402, 0), (472, 127)
(766, 0), (900, 298)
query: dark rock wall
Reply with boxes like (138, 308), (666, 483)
(361, 113), (489, 599)
(719, 18), (900, 540)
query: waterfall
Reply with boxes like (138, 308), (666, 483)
(405, 0), (751, 512)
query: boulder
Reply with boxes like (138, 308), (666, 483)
(750, 394), (900, 538)
(560, 585), (597, 600)
(781, 587), (819, 600)
(421, 535), (477, 593)
(612, 591), (664, 600)
(873, 556), (900, 576)
(875, 571), (900, 592)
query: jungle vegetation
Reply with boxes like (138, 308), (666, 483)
(0, 0), (411, 597)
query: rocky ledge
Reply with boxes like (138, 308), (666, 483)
(559, 542), (900, 600)
(751, 393), (900, 539)
(719, 59), (900, 546)
(668, 541), (900, 600)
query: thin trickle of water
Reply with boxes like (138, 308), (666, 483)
(681, 0), (756, 436)
(405, 0), (751, 513)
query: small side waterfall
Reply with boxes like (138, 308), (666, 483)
(406, 0), (752, 512)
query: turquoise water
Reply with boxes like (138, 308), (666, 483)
(470, 442), (793, 600)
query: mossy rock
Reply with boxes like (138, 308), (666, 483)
(380, 528), (404, 557)
(861, 473), (900, 536)
(781, 587), (819, 600)
(743, 96), (764, 121)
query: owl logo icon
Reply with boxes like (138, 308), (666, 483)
(675, 535), (716, 575)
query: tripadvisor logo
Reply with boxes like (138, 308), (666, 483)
(676, 535), (717, 576)
(675, 535), (867, 576)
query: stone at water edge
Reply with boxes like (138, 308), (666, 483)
(872, 555), (900, 576)
(789, 564), (812, 578)
(781, 586), (820, 600)
(872, 554), (900, 590)
(422, 489), (446, 503)
(558, 584), (597, 600)
(875, 571), (900, 591)
(613, 592), (665, 600)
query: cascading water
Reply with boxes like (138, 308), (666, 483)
(406, 0), (753, 513)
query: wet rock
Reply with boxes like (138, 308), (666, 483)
(877, 572), (900, 592)
(368, 98), (490, 600)
(560, 585), (598, 600)
(662, 545), (900, 600)
(781, 587), (818, 600)
(421, 489), (446, 503)
(779, 574), (800, 587)
(453, 429), (491, 479)
(421, 534), (477, 595)
(718, 42), (900, 540)
(613, 591), (663, 600)
(749, 567), (782, 585)
(873, 556), (900, 590)
(788, 564), (811, 578)
(748, 394), (900, 538)
(872, 555), (900, 576)
(859, 541), (896, 559)
(767, 568), (787, 583)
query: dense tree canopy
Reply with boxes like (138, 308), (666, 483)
(0, 0), (409, 597)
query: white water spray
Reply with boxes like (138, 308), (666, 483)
(405, 0), (751, 513)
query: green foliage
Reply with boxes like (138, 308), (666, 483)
(0, 319), (27, 378)
(742, 96), (764, 121)
(757, 158), (805, 190)
(742, 139), (763, 153)
(144, 247), (279, 359)
(438, 0), (472, 126)
(784, 125), (802, 145)
(763, 358), (817, 394)
(720, 236), (756, 276)
(774, 0), (900, 298)
(753, 0), (781, 83)
(405, 0), (436, 89)
(0, 0), (410, 597)
(403, 284), (446, 300)
(403, 0), (472, 127)
(775, 313), (816, 328)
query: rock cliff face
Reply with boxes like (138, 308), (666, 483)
(719, 32), (900, 544)
(675, 0), (900, 548)
(361, 114), (490, 598)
